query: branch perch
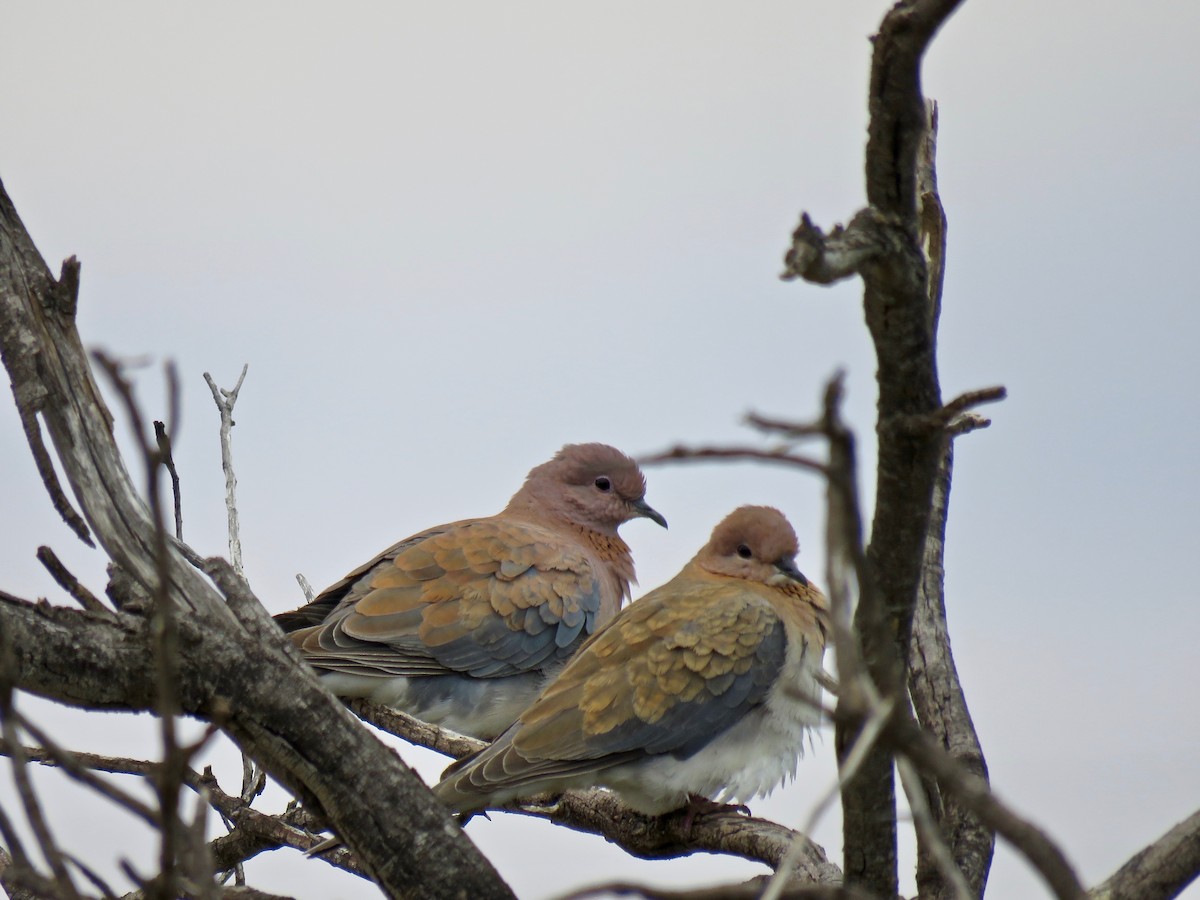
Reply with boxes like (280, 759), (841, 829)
(0, 176), (513, 900)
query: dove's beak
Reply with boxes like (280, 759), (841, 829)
(775, 557), (809, 586)
(631, 499), (668, 529)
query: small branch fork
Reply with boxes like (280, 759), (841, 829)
(640, 372), (1097, 900)
(0, 174), (514, 899)
(203, 365), (265, 871)
(204, 366), (248, 577)
(776, 0), (993, 891)
(780, 209), (901, 286)
(341, 701), (843, 884)
(89, 351), (214, 900)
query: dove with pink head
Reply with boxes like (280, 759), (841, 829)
(433, 505), (828, 818)
(275, 443), (666, 740)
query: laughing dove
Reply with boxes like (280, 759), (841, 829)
(275, 443), (666, 740)
(433, 505), (828, 816)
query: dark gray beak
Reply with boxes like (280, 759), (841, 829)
(631, 498), (668, 529)
(776, 556), (809, 586)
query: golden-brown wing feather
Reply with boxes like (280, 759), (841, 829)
(289, 518), (605, 679)
(439, 565), (793, 801)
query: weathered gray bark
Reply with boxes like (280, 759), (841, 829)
(909, 437), (994, 898)
(0, 178), (513, 900)
(784, 1), (969, 894)
(1088, 810), (1200, 900)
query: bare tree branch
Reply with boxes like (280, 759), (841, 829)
(515, 790), (841, 882)
(203, 366), (248, 576)
(348, 699), (481, 759)
(0, 177), (514, 900)
(92, 349), (190, 900)
(35, 546), (111, 615)
(558, 880), (877, 900)
(349, 699), (841, 880)
(778, 1), (969, 892)
(780, 210), (894, 284)
(16, 401), (95, 548)
(639, 445), (827, 475)
(153, 420), (183, 541)
(1088, 808), (1200, 900)
(902, 96), (995, 900)
(0, 734), (158, 826)
(0, 844), (62, 900)
(762, 692), (895, 900)
(202, 364), (263, 867)
(882, 713), (1084, 900)
(0, 686), (83, 899)
(908, 432), (994, 897)
(896, 755), (971, 900)
(294, 574), (315, 603)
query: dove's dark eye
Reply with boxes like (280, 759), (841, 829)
(594, 476), (612, 492)
(736, 544), (753, 559)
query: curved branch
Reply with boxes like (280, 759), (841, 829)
(0, 178), (512, 900)
(640, 445), (826, 475)
(351, 700), (843, 880)
(905, 95), (994, 900)
(882, 714), (1083, 900)
(1088, 808), (1200, 900)
(811, 3), (967, 895)
(780, 210), (894, 285)
(908, 436), (994, 898)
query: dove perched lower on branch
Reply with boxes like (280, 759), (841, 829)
(433, 505), (828, 816)
(275, 443), (667, 740)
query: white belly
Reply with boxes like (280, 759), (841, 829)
(598, 659), (824, 815)
(320, 671), (544, 740)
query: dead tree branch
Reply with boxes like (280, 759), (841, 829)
(1088, 808), (1200, 900)
(908, 429), (995, 898)
(350, 699), (841, 880)
(881, 712), (1083, 899)
(780, 1), (972, 892)
(35, 546), (110, 615)
(203, 366), (248, 576)
(0, 176), (512, 900)
(901, 98), (995, 899)
(640, 445), (827, 475)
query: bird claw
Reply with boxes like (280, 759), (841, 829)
(677, 794), (751, 836)
(304, 834), (342, 857)
(521, 798), (563, 815)
(456, 809), (491, 827)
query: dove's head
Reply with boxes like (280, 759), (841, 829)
(508, 443), (667, 534)
(698, 505), (808, 587)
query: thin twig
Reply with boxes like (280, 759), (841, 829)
(0, 692), (83, 899)
(744, 412), (826, 440)
(203, 365), (248, 577)
(153, 421), (183, 541)
(348, 700), (481, 759)
(885, 714), (1084, 900)
(897, 755), (972, 900)
(65, 852), (120, 900)
(640, 445), (827, 475)
(558, 881), (873, 900)
(762, 695), (895, 900)
(0, 729), (157, 826)
(0, 798), (31, 871)
(91, 352), (188, 900)
(203, 365), (266, 842)
(946, 413), (991, 438)
(1087, 807), (1200, 900)
(17, 406), (94, 547)
(894, 386), (1006, 435)
(295, 574), (316, 604)
(35, 546), (110, 614)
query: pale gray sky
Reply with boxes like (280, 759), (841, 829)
(2, 2), (1198, 898)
